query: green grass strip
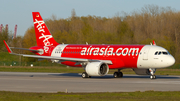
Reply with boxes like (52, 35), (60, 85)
(0, 91), (180, 101)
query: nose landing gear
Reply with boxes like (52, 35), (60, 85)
(149, 68), (156, 79)
(150, 75), (156, 79)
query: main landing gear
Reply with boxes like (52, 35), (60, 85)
(82, 72), (91, 78)
(113, 69), (123, 78)
(149, 68), (156, 79)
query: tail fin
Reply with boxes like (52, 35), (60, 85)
(32, 12), (59, 46)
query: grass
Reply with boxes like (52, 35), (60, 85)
(155, 69), (180, 75)
(0, 91), (180, 101)
(0, 52), (19, 62)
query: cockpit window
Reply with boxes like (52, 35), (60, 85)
(154, 51), (170, 55)
(162, 51), (168, 55)
(155, 51), (158, 55)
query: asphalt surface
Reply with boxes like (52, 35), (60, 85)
(0, 72), (180, 93)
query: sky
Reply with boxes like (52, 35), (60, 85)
(1, 0), (180, 36)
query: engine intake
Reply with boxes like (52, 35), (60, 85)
(85, 62), (109, 76)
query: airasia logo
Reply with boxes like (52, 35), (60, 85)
(80, 46), (139, 56)
(34, 19), (45, 32)
(34, 19), (53, 53)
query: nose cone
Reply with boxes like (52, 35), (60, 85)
(167, 55), (175, 67)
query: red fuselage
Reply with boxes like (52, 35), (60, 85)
(31, 44), (144, 69)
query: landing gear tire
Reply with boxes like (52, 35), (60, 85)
(113, 72), (118, 78)
(119, 72), (123, 77)
(82, 72), (89, 78)
(150, 75), (156, 79)
(113, 72), (123, 78)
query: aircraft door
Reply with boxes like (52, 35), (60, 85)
(49, 46), (55, 56)
(143, 47), (150, 60)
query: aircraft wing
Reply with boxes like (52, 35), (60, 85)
(10, 53), (112, 64)
(4, 41), (112, 64)
(21, 54), (112, 64)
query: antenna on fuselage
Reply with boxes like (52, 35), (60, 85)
(150, 40), (156, 46)
(153, 40), (156, 46)
(86, 42), (88, 45)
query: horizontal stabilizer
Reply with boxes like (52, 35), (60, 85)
(4, 41), (41, 54)
(10, 47), (40, 52)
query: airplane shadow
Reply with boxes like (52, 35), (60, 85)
(49, 73), (82, 77)
(123, 75), (180, 79)
(48, 73), (180, 79)
(49, 73), (113, 79)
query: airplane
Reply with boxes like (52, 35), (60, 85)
(3, 12), (175, 79)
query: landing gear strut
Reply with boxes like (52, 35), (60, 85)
(149, 68), (156, 79)
(113, 69), (123, 78)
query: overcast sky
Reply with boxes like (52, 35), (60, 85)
(1, 0), (180, 36)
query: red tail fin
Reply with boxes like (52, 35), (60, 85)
(32, 12), (59, 46)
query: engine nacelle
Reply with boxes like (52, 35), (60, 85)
(85, 62), (109, 76)
(133, 69), (150, 75)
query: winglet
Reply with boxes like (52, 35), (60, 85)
(3, 40), (12, 53)
(152, 40), (156, 46)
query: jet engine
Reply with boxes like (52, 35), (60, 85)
(133, 69), (150, 75)
(85, 62), (109, 76)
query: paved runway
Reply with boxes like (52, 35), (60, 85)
(0, 72), (180, 93)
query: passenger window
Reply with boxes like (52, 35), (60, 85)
(155, 51), (158, 55)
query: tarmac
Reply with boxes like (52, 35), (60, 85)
(0, 72), (180, 93)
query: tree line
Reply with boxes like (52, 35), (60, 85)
(1, 5), (180, 63)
